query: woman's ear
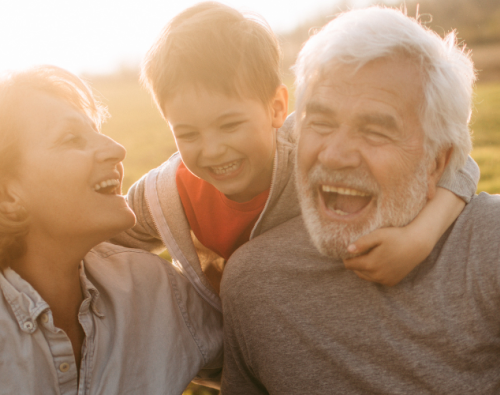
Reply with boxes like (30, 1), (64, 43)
(270, 84), (289, 129)
(0, 183), (25, 220)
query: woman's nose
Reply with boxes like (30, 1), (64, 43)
(95, 134), (127, 164)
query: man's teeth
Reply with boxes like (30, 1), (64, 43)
(211, 161), (240, 175)
(321, 185), (369, 197)
(94, 179), (119, 191)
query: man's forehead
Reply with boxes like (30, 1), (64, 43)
(309, 57), (425, 115)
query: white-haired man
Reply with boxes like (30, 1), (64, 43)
(221, 7), (499, 394)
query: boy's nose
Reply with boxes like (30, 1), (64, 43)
(201, 134), (226, 161)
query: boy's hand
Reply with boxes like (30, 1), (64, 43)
(343, 188), (466, 286)
(343, 226), (431, 286)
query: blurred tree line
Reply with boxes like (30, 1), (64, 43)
(280, 0), (500, 75)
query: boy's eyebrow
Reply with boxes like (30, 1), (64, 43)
(171, 111), (247, 131)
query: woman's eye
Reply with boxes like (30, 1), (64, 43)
(63, 133), (85, 147)
(176, 132), (197, 141)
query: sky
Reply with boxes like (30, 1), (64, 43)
(0, 0), (357, 76)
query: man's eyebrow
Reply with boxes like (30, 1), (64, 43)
(305, 102), (335, 117)
(356, 114), (399, 131)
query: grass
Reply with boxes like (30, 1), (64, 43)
(471, 82), (500, 193)
(87, 76), (500, 395)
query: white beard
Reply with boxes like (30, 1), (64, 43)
(296, 162), (429, 260)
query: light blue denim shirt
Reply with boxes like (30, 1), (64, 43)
(0, 243), (222, 395)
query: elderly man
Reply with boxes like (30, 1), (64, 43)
(220, 7), (499, 394)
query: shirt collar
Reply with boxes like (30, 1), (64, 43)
(0, 268), (49, 334)
(79, 261), (105, 318)
(0, 261), (104, 333)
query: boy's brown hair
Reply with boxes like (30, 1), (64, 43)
(141, 1), (282, 116)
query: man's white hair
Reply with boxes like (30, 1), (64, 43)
(293, 6), (475, 182)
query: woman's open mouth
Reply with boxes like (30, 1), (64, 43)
(319, 184), (373, 217)
(93, 179), (121, 195)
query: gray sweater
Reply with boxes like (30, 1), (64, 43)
(221, 192), (500, 394)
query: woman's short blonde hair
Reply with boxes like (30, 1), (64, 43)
(0, 65), (107, 270)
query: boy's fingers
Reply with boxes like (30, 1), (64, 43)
(353, 270), (375, 283)
(347, 231), (384, 255)
(344, 255), (372, 272)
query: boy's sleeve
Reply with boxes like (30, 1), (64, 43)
(437, 155), (480, 203)
(110, 174), (165, 253)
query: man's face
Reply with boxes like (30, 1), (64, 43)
(296, 57), (432, 260)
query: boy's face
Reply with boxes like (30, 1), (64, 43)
(164, 86), (287, 202)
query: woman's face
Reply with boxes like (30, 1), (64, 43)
(10, 90), (136, 246)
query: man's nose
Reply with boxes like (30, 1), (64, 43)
(317, 126), (361, 170)
(95, 134), (127, 164)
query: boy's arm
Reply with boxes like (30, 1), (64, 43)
(110, 175), (165, 253)
(344, 155), (479, 286)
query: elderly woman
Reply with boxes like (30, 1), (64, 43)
(0, 66), (222, 394)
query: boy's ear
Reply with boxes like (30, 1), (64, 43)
(270, 84), (289, 129)
(426, 146), (453, 199)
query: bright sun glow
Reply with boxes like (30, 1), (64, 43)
(0, 0), (341, 75)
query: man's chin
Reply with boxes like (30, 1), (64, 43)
(301, 198), (376, 261)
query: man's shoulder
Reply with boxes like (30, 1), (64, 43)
(459, 192), (500, 231)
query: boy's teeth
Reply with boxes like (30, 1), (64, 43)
(94, 179), (119, 191)
(321, 185), (369, 197)
(211, 161), (240, 175)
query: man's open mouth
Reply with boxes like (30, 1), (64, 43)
(93, 179), (120, 195)
(320, 185), (372, 216)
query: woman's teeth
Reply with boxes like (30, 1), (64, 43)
(210, 161), (240, 175)
(94, 179), (120, 192)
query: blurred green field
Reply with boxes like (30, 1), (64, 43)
(92, 76), (500, 195)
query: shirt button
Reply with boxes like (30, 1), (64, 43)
(40, 313), (49, 324)
(59, 362), (70, 372)
(23, 321), (34, 331)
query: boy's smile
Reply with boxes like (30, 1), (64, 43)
(164, 85), (288, 203)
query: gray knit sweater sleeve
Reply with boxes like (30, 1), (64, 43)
(109, 173), (165, 253)
(437, 155), (479, 203)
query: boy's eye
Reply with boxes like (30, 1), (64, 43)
(221, 121), (244, 131)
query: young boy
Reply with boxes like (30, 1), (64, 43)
(112, 2), (479, 311)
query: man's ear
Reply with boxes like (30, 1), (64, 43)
(427, 146), (453, 199)
(270, 84), (289, 129)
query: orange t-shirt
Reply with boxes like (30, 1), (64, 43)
(176, 162), (269, 260)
